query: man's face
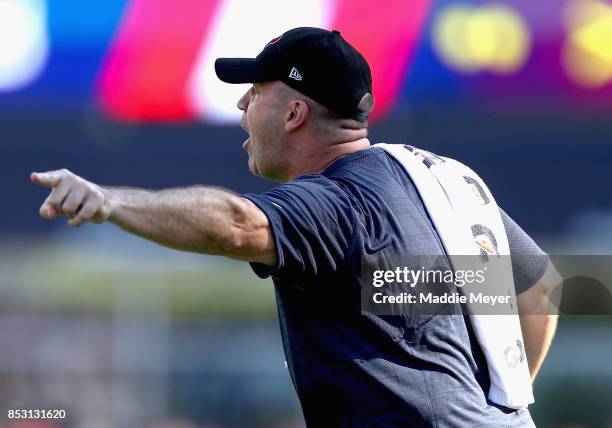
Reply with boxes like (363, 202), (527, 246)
(237, 81), (287, 181)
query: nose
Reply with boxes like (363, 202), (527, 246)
(237, 87), (252, 112)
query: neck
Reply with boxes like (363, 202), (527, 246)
(282, 137), (371, 182)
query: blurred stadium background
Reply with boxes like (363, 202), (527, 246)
(2, 0), (612, 426)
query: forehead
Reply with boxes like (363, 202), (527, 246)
(254, 80), (285, 92)
(253, 81), (292, 104)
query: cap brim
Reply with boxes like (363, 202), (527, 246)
(215, 58), (267, 84)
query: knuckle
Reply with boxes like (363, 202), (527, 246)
(83, 205), (98, 220)
(82, 206), (95, 218)
(93, 189), (104, 200)
(62, 203), (75, 214)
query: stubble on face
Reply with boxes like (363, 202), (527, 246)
(240, 82), (287, 180)
(242, 137), (260, 176)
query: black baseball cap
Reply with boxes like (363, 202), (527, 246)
(215, 27), (373, 121)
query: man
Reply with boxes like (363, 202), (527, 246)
(32, 27), (557, 427)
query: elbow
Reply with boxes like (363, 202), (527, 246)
(517, 277), (560, 316)
(217, 196), (252, 254)
(204, 195), (273, 263)
(217, 227), (247, 255)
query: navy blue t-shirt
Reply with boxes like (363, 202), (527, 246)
(245, 146), (546, 427)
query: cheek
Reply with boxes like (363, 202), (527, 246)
(246, 116), (269, 155)
(247, 107), (265, 137)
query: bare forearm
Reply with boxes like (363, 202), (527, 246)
(32, 169), (275, 264)
(519, 313), (558, 381)
(104, 185), (248, 255)
(517, 263), (562, 381)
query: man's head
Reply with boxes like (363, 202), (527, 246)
(215, 27), (374, 182)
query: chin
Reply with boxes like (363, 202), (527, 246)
(248, 159), (260, 177)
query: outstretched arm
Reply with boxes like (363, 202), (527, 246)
(31, 169), (276, 265)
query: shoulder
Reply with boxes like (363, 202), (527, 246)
(264, 173), (348, 203)
(244, 173), (357, 224)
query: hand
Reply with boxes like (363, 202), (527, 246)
(31, 169), (113, 227)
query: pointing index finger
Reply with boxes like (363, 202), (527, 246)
(30, 170), (64, 188)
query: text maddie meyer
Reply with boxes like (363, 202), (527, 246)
(372, 291), (512, 306)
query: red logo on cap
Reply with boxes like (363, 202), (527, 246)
(266, 34), (283, 46)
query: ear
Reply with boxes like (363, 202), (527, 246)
(284, 100), (308, 133)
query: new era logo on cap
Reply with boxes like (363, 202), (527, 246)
(289, 67), (302, 81)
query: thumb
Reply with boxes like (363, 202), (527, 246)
(31, 170), (64, 188)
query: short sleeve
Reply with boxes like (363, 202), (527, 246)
(500, 208), (549, 295)
(243, 175), (357, 280)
